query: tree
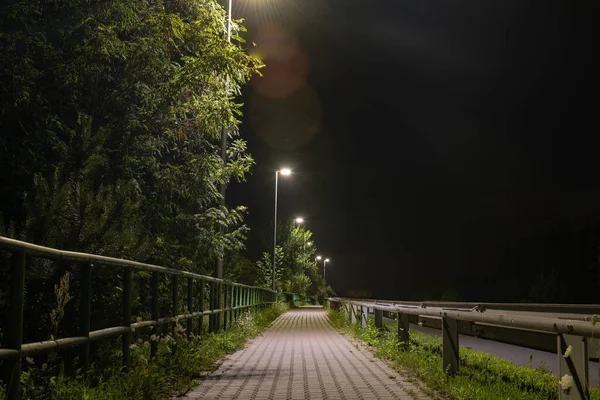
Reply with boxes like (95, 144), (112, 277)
(0, 0), (261, 271)
(253, 222), (332, 299)
(0, 0), (262, 368)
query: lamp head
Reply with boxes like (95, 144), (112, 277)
(325, 258), (330, 262)
(295, 217), (304, 224)
(280, 168), (292, 176)
(316, 256), (322, 260)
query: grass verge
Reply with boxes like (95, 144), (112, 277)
(327, 309), (600, 400)
(0, 303), (288, 400)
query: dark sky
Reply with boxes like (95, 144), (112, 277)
(227, 0), (600, 300)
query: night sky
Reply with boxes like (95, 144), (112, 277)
(226, 0), (600, 300)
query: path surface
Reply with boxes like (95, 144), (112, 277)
(181, 307), (431, 400)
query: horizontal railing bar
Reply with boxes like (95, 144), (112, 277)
(0, 349), (20, 360)
(350, 297), (600, 315)
(0, 301), (278, 360)
(330, 298), (600, 338)
(0, 236), (272, 292)
(89, 326), (131, 341)
(20, 337), (88, 356)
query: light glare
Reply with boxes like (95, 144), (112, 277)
(280, 168), (291, 175)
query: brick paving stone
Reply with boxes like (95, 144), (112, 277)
(179, 307), (432, 400)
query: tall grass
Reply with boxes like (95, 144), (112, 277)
(0, 302), (289, 400)
(328, 309), (600, 400)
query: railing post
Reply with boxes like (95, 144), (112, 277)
(223, 284), (229, 330)
(187, 277), (193, 338)
(242, 287), (246, 313)
(122, 266), (132, 368)
(208, 281), (215, 332)
(350, 304), (357, 324)
(230, 286), (235, 325)
(442, 316), (459, 374)
(5, 250), (26, 400)
(150, 272), (159, 358)
(198, 280), (204, 336)
(233, 286), (238, 321)
(374, 308), (384, 330)
(216, 282), (222, 331)
(172, 275), (178, 322)
(397, 313), (410, 346)
(79, 262), (92, 373)
(210, 281), (217, 332)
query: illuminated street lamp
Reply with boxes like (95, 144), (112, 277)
(295, 217), (304, 225)
(273, 168), (292, 290)
(217, 0), (236, 279)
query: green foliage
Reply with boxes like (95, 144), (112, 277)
(252, 223), (332, 299)
(0, 304), (288, 399)
(328, 310), (600, 400)
(0, 0), (263, 392)
(0, 0), (261, 270)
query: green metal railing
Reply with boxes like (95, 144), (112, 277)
(0, 236), (295, 400)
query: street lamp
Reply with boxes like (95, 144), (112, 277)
(217, 0), (235, 280)
(324, 258), (330, 281)
(295, 217), (304, 225)
(273, 168), (292, 290)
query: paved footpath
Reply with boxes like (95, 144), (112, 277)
(180, 306), (431, 400)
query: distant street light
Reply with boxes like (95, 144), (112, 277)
(273, 167), (292, 290)
(295, 217), (304, 225)
(316, 256), (322, 261)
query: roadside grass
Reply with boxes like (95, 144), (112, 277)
(327, 309), (600, 400)
(0, 303), (288, 400)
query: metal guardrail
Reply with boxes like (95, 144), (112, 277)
(328, 297), (600, 400)
(0, 236), (303, 400)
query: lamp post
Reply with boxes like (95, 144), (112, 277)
(324, 258), (330, 281)
(273, 168), (292, 290)
(217, 0), (234, 280)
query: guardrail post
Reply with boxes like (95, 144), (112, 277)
(375, 308), (384, 330)
(122, 266), (132, 368)
(442, 316), (459, 374)
(198, 281), (205, 336)
(187, 277), (193, 338)
(350, 304), (357, 324)
(397, 313), (410, 346)
(558, 333), (589, 400)
(79, 262), (92, 372)
(5, 250), (26, 400)
(172, 275), (179, 337)
(151, 272), (159, 358)
(361, 306), (368, 328)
